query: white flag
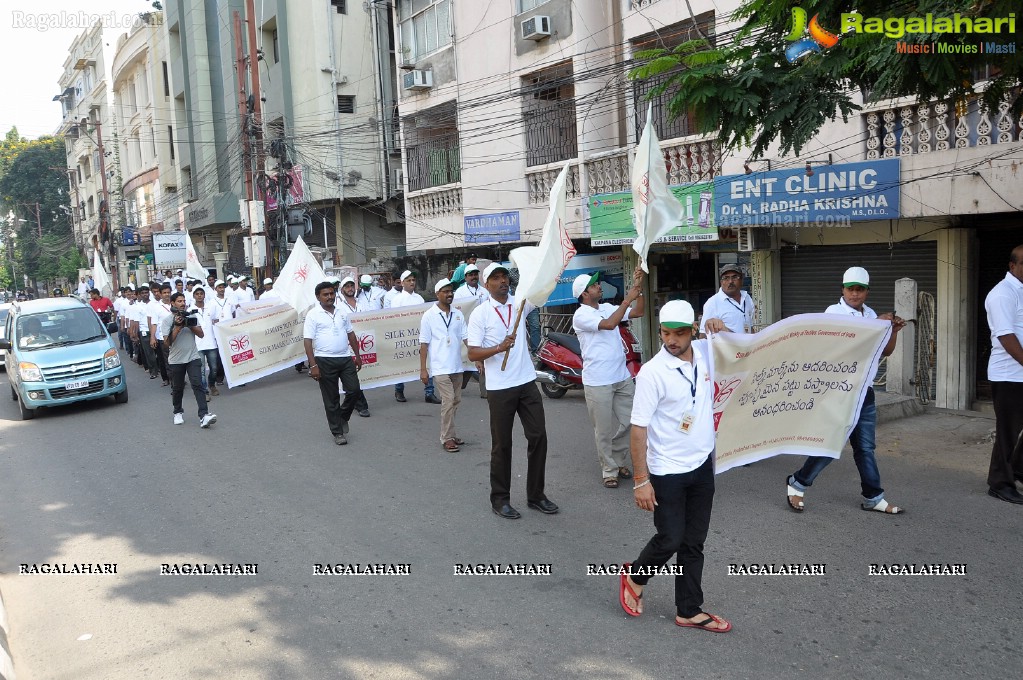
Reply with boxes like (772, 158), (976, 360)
(183, 230), (209, 281)
(509, 161), (577, 309)
(273, 236), (325, 313)
(631, 103), (685, 273)
(92, 249), (111, 296)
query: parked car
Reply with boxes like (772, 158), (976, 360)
(1, 297), (127, 419)
(0, 302), (10, 370)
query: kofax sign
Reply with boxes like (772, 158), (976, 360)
(152, 232), (187, 270)
(464, 211), (520, 243)
(715, 159), (900, 227)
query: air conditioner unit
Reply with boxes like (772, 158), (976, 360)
(737, 227), (779, 252)
(521, 15), (552, 40)
(402, 69), (433, 91)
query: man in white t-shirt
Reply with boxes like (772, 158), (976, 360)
(382, 272), (403, 309)
(619, 299), (731, 633)
(786, 266), (906, 514)
(208, 280), (231, 385)
(303, 281), (364, 446)
(237, 276), (256, 305)
(356, 275), (382, 311)
(149, 283), (174, 386)
(699, 264), (755, 336)
(984, 245), (1023, 504)
(453, 264), (489, 304)
(572, 267), (645, 488)
(421, 278), (475, 451)
(190, 286), (219, 400)
(468, 263), (557, 519)
(391, 270), (439, 404)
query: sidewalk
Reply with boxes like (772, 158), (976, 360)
(0, 588), (13, 680)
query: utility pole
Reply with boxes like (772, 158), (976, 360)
(92, 119), (114, 286)
(245, 0), (269, 280)
(234, 11), (253, 205)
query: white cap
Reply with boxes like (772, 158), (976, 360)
(228, 275), (238, 283)
(464, 264), (479, 274)
(659, 300), (695, 328)
(482, 262), (509, 283)
(328, 275), (341, 284)
(340, 276), (356, 287)
(434, 277), (454, 293)
(842, 266), (870, 288)
(214, 279), (225, 287)
(360, 274), (373, 285)
(400, 269), (414, 281)
(176, 268), (183, 273)
(263, 277), (273, 285)
(127, 284), (136, 290)
(572, 272), (599, 299)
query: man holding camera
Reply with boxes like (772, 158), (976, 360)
(161, 292), (218, 428)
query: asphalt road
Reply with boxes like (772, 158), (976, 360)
(0, 359), (1020, 679)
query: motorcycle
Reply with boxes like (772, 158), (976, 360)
(534, 322), (642, 399)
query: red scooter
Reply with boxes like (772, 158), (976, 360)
(535, 322), (642, 398)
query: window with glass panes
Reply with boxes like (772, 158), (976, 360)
(398, 0), (451, 62)
(517, 0), (549, 14)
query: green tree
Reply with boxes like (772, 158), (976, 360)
(630, 0), (1022, 160)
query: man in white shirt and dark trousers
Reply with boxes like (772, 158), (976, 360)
(421, 278), (473, 452)
(468, 263), (558, 519)
(162, 292), (217, 428)
(572, 267), (645, 488)
(785, 266), (906, 514)
(700, 264), (755, 335)
(454, 263), (489, 394)
(619, 300), (731, 633)
(984, 245), (1023, 504)
(304, 281), (364, 446)
(189, 286), (219, 400)
(391, 270), (440, 404)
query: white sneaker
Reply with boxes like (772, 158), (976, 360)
(173, 413), (184, 425)
(200, 413), (217, 428)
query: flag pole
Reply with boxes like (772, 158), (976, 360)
(500, 301), (527, 370)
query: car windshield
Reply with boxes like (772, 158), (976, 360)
(16, 308), (106, 350)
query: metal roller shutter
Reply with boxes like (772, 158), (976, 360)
(781, 242), (938, 317)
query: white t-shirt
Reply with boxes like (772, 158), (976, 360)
(210, 296), (232, 323)
(355, 289), (380, 312)
(467, 295), (536, 391)
(700, 288), (756, 334)
(390, 290), (425, 308)
(303, 305), (355, 357)
(453, 284), (490, 304)
(420, 304), (468, 376)
(225, 287), (244, 311)
(825, 297), (877, 318)
(132, 298), (151, 334)
(338, 297), (359, 316)
(149, 300), (173, 341)
(572, 303), (632, 386)
(985, 272), (1023, 382)
(382, 288), (402, 309)
(631, 341), (715, 475)
(190, 304), (217, 350)
(238, 286), (256, 303)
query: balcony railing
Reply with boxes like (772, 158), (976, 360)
(406, 140), (461, 193)
(408, 185), (463, 220)
(865, 95), (1022, 158)
(526, 162), (581, 204)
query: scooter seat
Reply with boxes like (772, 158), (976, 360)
(546, 332), (581, 357)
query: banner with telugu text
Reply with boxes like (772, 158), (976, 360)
(711, 314), (891, 474)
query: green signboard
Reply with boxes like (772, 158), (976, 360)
(589, 182), (718, 246)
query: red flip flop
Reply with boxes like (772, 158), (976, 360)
(619, 563), (641, 617)
(675, 612), (732, 633)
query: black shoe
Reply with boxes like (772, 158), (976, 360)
(395, 392), (407, 403)
(333, 434), (347, 446)
(492, 504), (521, 519)
(341, 419), (350, 435)
(988, 486), (1023, 504)
(358, 409), (371, 418)
(425, 394), (442, 404)
(527, 499), (559, 514)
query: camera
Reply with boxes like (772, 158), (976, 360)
(174, 309), (199, 327)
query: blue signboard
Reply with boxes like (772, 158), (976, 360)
(545, 252), (626, 307)
(464, 211), (520, 243)
(714, 159), (900, 227)
(121, 227), (140, 246)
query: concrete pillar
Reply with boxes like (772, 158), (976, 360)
(749, 249), (781, 328)
(935, 228), (976, 409)
(887, 277), (918, 395)
(213, 251), (229, 281)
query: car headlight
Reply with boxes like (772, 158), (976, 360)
(103, 348), (121, 370)
(19, 362), (42, 381)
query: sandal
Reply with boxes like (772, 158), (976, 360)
(618, 565), (642, 617)
(603, 477), (619, 488)
(453, 438), (465, 446)
(786, 478), (805, 512)
(618, 467), (633, 480)
(863, 498), (903, 514)
(676, 612), (731, 633)
(443, 439), (460, 452)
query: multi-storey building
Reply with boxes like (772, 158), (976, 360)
(164, 0), (403, 276)
(110, 11), (177, 282)
(392, 0), (1023, 410)
(56, 21), (119, 272)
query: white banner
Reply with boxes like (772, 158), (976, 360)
(213, 303), (306, 388)
(711, 314), (891, 473)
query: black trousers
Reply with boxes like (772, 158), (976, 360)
(988, 381), (1023, 490)
(140, 335), (157, 376)
(631, 456), (715, 619)
(316, 356), (363, 435)
(486, 381), (548, 507)
(157, 340), (170, 381)
(169, 359), (208, 419)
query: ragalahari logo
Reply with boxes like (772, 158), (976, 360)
(784, 7), (841, 63)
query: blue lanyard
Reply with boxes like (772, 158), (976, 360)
(725, 296), (747, 316)
(676, 362), (698, 400)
